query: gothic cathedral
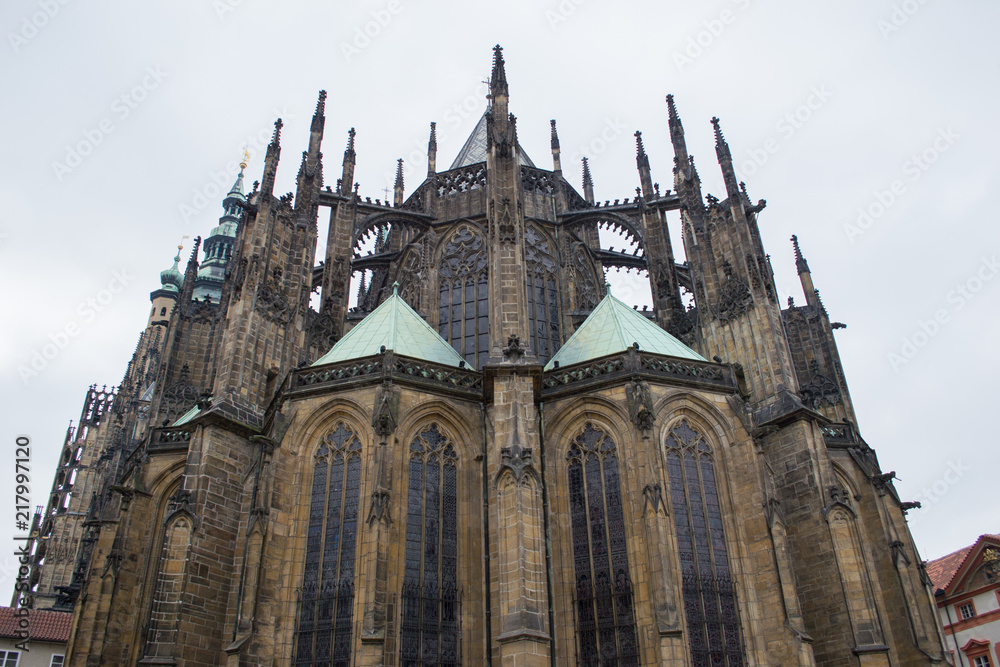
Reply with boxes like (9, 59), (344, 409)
(25, 46), (950, 666)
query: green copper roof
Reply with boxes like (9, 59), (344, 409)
(313, 285), (467, 368)
(544, 292), (704, 370)
(159, 251), (184, 293)
(171, 404), (200, 426)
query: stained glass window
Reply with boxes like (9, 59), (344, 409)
(401, 425), (459, 667)
(438, 226), (489, 368)
(567, 424), (639, 667)
(664, 420), (745, 667)
(525, 226), (561, 363)
(295, 424), (363, 667)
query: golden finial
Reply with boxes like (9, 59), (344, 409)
(240, 149), (250, 170)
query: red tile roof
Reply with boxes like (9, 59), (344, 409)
(926, 533), (1000, 592)
(926, 545), (971, 590)
(0, 606), (72, 643)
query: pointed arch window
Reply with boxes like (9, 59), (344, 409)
(295, 424), (363, 667)
(664, 420), (745, 667)
(144, 513), (192, 659)
(438, 226), (488, 368)
(567, 423), (639, 666)
(525, 226), (561, 363)
(400, 425), (459, 667)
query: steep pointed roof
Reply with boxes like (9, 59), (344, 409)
(449, 111), (535, 170)
(545, 292), (704, 370)
(314, 285), (467, 368)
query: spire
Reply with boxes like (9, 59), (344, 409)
(340, 127), (356, 196)
(179, 237), (201, 301)
(487, 45), (513, 154)
(427, 121), (437, 176)
(490, 44), (509, 99)
(635, 130), (653, 199)
(357, 270), (368, 303)
(711, 116), (740, 201)
(791, 235), (820, 308)
(791, 234), (809, 274)
(394, 158), (404, 207)
(295, 90), (327, 220)
(582, 157), (594, 205)
(260, 119), (282, 196)
(229, 151), (248, 197)
(666, 95), (703, 210)
(306, 90), (326, 162)
(312, 89), (327, 133)
(550, 119), (562, 174)
(666, 94), (687, 160)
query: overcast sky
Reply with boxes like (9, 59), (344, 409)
(1, 0), (997, 595)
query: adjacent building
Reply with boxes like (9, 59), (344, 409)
(928, 534), (1000, 667)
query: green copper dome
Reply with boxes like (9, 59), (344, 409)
(159, 249), (184, 293)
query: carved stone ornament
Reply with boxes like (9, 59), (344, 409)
(256, 266), (292, 323)
(983, 547), (1000, 582)
(306, 301), (339, 353)
(166, 488), (195, 523)
(799, 359), (842, 408)
(497, 196), (516, 244)
(497, 405), (536, 485)
(160, 365), (201, 424)
(642, 483), (667, 517)
(371, 380), (400, 441)
(572, 242), (599, 311)
(366, 488), (391, 527)
(713, 261), (753, 322)
(502, 334), (524, 360)
(626, 379), (656, 434)
(889, 539), (911, 567)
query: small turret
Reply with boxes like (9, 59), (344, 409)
(159, 246), (184, 294)
(711, 116), (740, 202)
(150, 245), (184, 325)
(260, 119), (282, 197)
(635, 130), (653, 199)
(666, 95), (703, 211)
(581, 157), (594, 205)
(394, 158), (404, 207)
(427, 122), (437, 176)
(490, 43), (509, 100)
(340, 127), (356, 196)
(791, 235), (820, 309)
(295, 90), (327, 221)
(179, 237), (201, 302)
(194, 156), (246, 301)
(550, 119), (562, 175)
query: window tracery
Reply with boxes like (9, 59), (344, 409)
(438, 226), (488, 368)
(400, 425), (459, 667)
(664, 420), (745, 667)
(567, 423), (639, 666)
(524, 226), (561, 363)
(295, 424), (363, 667)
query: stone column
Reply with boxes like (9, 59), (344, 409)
(487, 369), (550, 667)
